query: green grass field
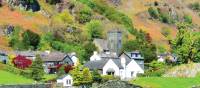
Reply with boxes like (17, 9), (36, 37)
(0, 70), (34, 84)
(131, 77), (200, 88)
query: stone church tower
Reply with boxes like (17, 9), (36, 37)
(107, 30), (122, 55)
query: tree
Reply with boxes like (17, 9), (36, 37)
(83, 42), (97, 61)
(172, 23), (200, 63)
(30, 55), (44, 81)
(13, 55), (32, 69)
(82, 67), (92, 84)
(92, 69), (102, 83)
(70, 65), (83, 86)
(57, 64), (66, 77)
(122, 40), (140, 52)
(148, 7), (159, 19)
(141, 44), (157, 63)
(86, 20), (103, 40)
(22, 30), (40, 50)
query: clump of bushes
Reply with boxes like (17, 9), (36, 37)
(148, 7), (159, 19)
(101, 75), (120, 82)
(190, 2), (200, 11)
(77, 6), (92, 24)
(148, 7), (174, 24)
(9, 28), (40, 50)
(139, 61), (167, 77)
(13, 55), (32, 69)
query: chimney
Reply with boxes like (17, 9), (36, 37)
(71, 52), (76, 56)
(45, 50), (50, 54)
(93, 51), (98, 55)
(121, 55), (126, 68)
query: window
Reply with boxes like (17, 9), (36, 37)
(66, 79), (71, 85)
(135, 54), (138, 57)
(107, 72), (115, 75)
(131, 71), (134, 77)
(131, 53), (135, 57)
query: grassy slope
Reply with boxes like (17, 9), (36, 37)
(117, 0), (177, 50)
(0, 4), (49, 51)
(131, 77), (200, 88)
(0, 70), (33, 84)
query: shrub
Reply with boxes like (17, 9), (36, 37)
(161, 27), (171, 37)
(184, 15), (192, 24)
(22, 30), (40, 50)
(159, 13), (171, 23)
(190, 2), (200, 11)
(86, 20), (103, 40)
(92, 70), (102, 83)
(148, 7), (159, 19)
(101, 75), (120, 82)
(77, 6), (92, 24)
(53, 10), (74, 25)
(139, 61), (166, 77)
(13, 55), (32, 69)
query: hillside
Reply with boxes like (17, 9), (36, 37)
(0, 0), (200, 53)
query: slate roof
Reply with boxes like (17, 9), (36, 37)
(99, 52), (118, 59)
(84, 59), (109, 70)
(84, 59), (124, 70)
(93, 39), (109, 50)
(14, 51), (38, 57)
(40, 51), (67, 62)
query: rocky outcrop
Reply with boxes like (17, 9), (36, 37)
(7, 0), (40, 12)
(92, 80), (142, 88)
(163, 63), (200, 77)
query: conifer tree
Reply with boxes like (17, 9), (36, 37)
(31, 54), (44, 81)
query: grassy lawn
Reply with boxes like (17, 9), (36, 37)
(42, 74), (57, 82)
(131, 77), (200, 88)
(0, 70), (34, 85)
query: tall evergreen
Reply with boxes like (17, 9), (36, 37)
(31, 54), (44, 81)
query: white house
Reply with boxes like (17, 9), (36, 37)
(157, 53), (177, 63)
(85, 51), (144, 80)
(57, 74), (73, 87)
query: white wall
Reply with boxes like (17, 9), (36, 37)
(90, 51), (101, 61)
(125, 60), (144, 78)
(103, 59), (120, 76)
(57, 75), (73, 87)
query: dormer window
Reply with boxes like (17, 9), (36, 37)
(131, 53), (135, 58)
(135, 54), (138, 57)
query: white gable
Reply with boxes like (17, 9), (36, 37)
(71, 56), (78, 66)
(126, 60), (144, 78)
(90, 51), (101, 61)
(57, 75), (73, 87)
(103, 59), (120, 76)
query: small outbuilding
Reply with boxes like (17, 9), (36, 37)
(57, 74), (73, 87)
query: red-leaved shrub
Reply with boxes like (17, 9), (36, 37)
(13, 55), (32, 69)
(56, 64), (73, 73)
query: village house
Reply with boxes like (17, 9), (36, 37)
(40, 51), (78, 74)
(57, 74), (73, 87)
(85, 51), (144, 79)
(85, 30), (144, 79)
(0, 51), (8, 64)
(12, 50), (78, 74)
(157, 53), (177, 63)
